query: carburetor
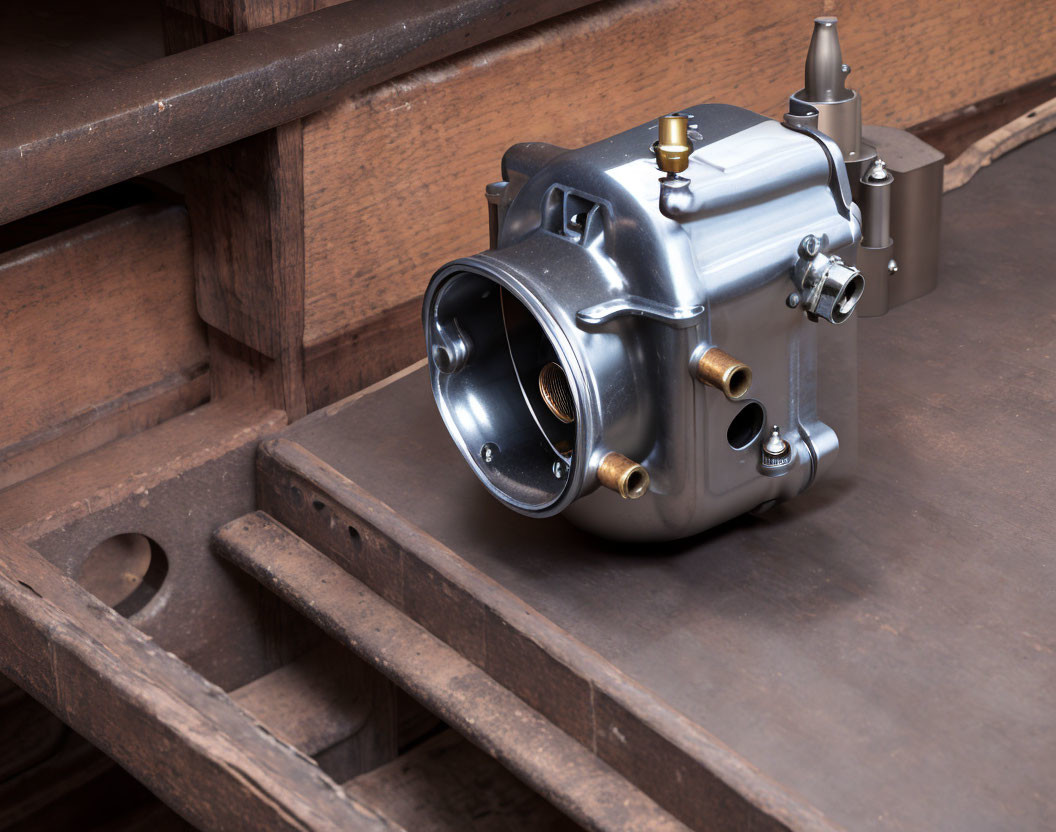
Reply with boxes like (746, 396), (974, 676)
(423, 18), (941, 541)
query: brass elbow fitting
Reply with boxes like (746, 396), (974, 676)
(597, 453), (650, 500)
(695, 347), (752, 400)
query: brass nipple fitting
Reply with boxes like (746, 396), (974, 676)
(597, 453), (650, 500)
(654, 114), (693, 176)
(695, 347), (753, 401)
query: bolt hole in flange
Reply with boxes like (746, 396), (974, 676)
(727, 402), (765, 450)
(78, 533), (168, 617)
(432, 345), (452, 373)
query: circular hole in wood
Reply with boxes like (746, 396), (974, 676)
(78, 533), (168, 617)
(348, 526), (363, 552)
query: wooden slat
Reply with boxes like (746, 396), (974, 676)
(166, 0), (312, 419)
(0, 1), (164, 109)
(300, 0), (1056, 370)
(345, 730), (581, 832)
(0, 0), (599, 224)
(0, 398), (284, 543)
(0, 399), (299, 692)
(0, 203), (206, 484)
(230, 643), (371, 757)
(0, 530), (403, 832)
(229, 639), (399, 784)
(215, 512), (697, 832)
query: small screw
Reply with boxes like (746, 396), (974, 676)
(552, 460), (566, 479)
(799, 234), (822, 258)
(869, 158), (888, 180)
(786, 292), (801, 308)
(887, 258), (899, 274)
(481, 443), (497, 464)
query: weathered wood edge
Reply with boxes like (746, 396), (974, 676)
(944, 95), (1056, 191)
(0, 0), (600, 224)
(216, 511), (694, 832)
(257, 437), (841, 832)
(0, 528), (403, 832)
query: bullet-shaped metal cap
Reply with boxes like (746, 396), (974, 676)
(655, 114), (692, 174)
(805, 17), (852, 102)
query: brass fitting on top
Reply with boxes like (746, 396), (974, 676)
(695, 347), (752, 401)
(654, 114), (692, 175)
(597, 453), (650, 500)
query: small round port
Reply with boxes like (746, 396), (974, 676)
(727, 402), (765, 450)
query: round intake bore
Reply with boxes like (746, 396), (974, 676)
(538, 362), (575, 424)
(597, 453), (650, 500)
(695, 347), (752, 400)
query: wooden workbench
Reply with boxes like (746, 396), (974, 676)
(234, 132), (1056, 831)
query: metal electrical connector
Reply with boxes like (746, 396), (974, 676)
(793, 234), (865, 324)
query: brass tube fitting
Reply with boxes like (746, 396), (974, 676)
(597, 453), (650, 500)
(695, 347), (752, 400)
(654, 114), (692, 174)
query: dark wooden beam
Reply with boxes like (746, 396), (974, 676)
(0, 529), (402, 832)
(0, 0), (599, 224)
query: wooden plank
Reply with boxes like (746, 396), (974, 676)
(215, 512), (701, 832)
(0, 0), (599, 225)
(230, 642), (371, 756)
(258, 132), (1056, 831)
(304, 297), (423, 411)
(911, 72), (1056, 165)
(0, 369), (209, 492)
(345, 730), (582, 832)
(166, 1), (311, 420)
(0, 398), (283, 542)
(230, 641), (398, 782)
(0, 530), (403, 832)
(943, 95), (1056, 191)
(0, 399), (304, 691)
(0, 204), (207, 479)
(0, 0), (164, 109)
(300, 0), (1056, 353)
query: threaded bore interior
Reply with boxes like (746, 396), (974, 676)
(538, 362), (575, 424)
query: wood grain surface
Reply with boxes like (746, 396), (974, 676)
(0, 399), (301, 691)
(346, 730), (582, 832)
(0, 530), (403, 832)
(0, 0), (164, 109)
(0, 204), (207, 481)
(269, 133), (1056, 831)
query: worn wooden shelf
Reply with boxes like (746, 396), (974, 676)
(250, 133), (1056, 831)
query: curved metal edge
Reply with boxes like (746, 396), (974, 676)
(576, 296), (706, 330)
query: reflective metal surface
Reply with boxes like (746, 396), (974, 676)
(424, 102), (861, 540)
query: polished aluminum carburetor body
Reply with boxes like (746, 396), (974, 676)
(424, 102), (865, 541)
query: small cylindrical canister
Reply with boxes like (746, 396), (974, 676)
(860, 162), (893, 248)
